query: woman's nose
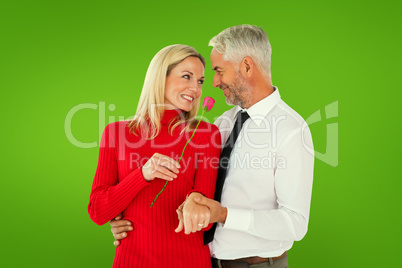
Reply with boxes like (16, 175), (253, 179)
(189, 80), (199, 91)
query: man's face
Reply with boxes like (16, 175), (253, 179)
(210, 49), (248, 106)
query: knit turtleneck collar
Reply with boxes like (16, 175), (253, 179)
(160, 109), (185, 125)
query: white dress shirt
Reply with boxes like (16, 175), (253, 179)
(210, 87), (314, 259)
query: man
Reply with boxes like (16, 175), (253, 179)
(110, 25), (314, 268)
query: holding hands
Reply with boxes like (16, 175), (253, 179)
(110, 194), (227, 247)
(175, 194), (228, 234)
(175, 193), (211, 234)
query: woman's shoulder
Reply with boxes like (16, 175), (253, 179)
(102, 120), (131, 137)
(187, 120), (221, 151)
(195, 120), (220, 134)
(191, 120), (221, 146)
(104, 120), (130, 131)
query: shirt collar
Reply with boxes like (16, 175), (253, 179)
(235, 86), (281, 126)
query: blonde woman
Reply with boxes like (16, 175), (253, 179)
(88, 45), (221, 267)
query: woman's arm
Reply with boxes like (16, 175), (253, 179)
(88, 123), (148, 225)
(179, 123), (222, 234)
(88, 122), (180, 225)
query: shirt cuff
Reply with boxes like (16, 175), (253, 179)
(222, 208), (252, 232)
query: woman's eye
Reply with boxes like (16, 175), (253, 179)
(182, 75), (190, 79)
(198, 80), (204, 85)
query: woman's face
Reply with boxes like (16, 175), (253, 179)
(164, 56), (205, 111)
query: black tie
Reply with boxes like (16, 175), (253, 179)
(204, 111), (250, 245)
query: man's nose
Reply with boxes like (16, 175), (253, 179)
(212, 74), (220, 88)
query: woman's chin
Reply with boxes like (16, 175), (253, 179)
(180, 104), (192, 112)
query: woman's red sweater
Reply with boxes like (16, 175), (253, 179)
(88, 110), (221, 267)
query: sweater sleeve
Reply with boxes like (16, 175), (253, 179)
(186, 123), (221, 231)
(189, 123), (221, 199)
(88, 122), (149, 225)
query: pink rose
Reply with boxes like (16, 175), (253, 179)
(202, 97), (215, 111)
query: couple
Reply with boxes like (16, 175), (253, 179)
(89, 25), (314, 268)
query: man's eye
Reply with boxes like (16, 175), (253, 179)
(198, 80), (204, 85)
(182, 75), (190, 79)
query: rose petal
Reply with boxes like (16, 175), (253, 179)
(203, 97), (215, 111)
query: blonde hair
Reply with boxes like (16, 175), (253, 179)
(128, 44), (206, 138)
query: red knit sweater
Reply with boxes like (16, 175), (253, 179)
(88, 110), (221, 268)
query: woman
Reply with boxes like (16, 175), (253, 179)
(88, 44), (221, 267)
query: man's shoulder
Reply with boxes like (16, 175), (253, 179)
(214, 106), (238, 129)
(274, 99), (308, 129)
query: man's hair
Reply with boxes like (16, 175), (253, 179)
(128, 44), (205, 138)
(209, 24), (272, 78)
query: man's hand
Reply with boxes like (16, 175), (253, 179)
(193, 195), (227, 224)
(110, 213), (133, 246)
(175, 193), (211, 234)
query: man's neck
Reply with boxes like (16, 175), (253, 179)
(241, 80), (274, 109)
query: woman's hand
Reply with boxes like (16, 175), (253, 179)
(142, 153), (181, 182)
(180, 193), (211, 234)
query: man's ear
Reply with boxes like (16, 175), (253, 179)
(241, 57), (254, 77)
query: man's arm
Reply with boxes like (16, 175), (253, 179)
(110, 213), (133, 246)
(179, 127), (313, 241)
(220, 127), (314, 241)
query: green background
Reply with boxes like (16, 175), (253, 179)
(1, 0), (401, 267)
